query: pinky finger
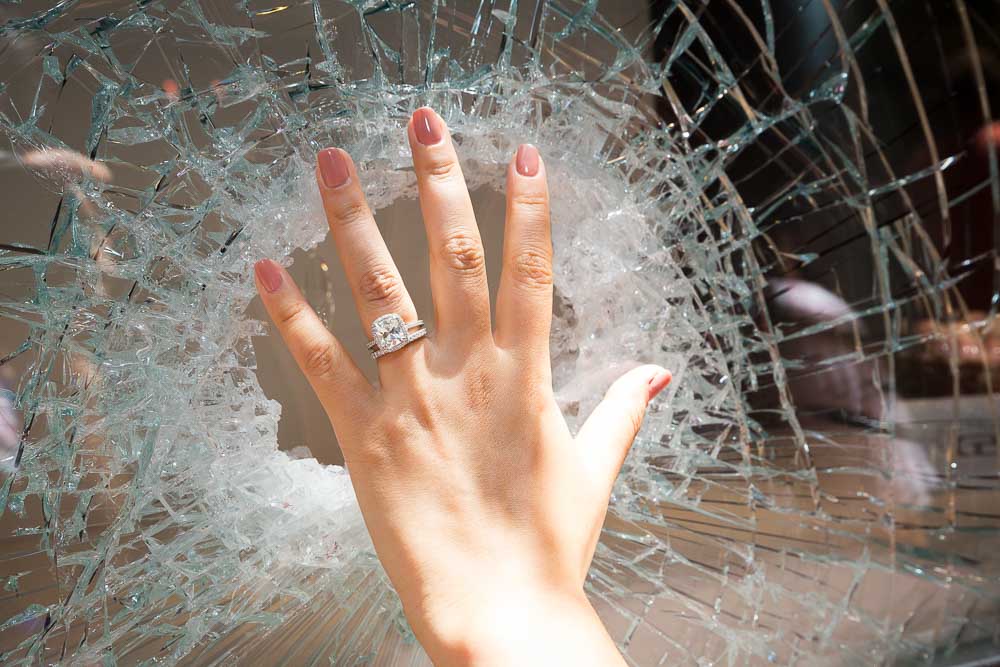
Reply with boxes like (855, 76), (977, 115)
(254, 259), (374, 425)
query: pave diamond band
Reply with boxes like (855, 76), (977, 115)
(368, 313), (427, 360)
(371, 328), (426, 359)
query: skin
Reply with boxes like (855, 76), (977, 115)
(254, 107), (671, 665)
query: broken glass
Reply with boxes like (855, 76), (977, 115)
(0, 0), (998, 664)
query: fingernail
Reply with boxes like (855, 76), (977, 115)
(318, 147), (350, 188)
(255, 259), (284, 293)
(413, 107), (443, 146)
(647, 367), (672, 400)
(516, 144), (539, 177)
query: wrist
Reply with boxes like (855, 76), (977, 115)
(408, 584), (622, 666)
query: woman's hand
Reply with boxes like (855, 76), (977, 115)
(254, 107), (670, 665)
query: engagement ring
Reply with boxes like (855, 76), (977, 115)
(367, 313), (427, 359)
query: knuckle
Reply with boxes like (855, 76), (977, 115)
(357, 265), (403, 306)
(509, 246), (553, 288)
(377, 412), (424, 448)
(301, 339), (339, 379)
(511, 192), (550, 215)
(276, 300), (310, 328)
(422, 156), (459, 181)
(330, 198), (370, 227)
(405, 400), (436, 434)
(440, 232), (486, 275)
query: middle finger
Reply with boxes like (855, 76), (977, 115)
(407, 107), (492, 347)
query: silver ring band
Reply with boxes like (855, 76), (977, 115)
(368, 313), (427, 360)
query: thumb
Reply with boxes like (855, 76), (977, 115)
(575, 364), (671, 488)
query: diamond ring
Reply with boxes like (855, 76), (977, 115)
(367, 313), (427, 360)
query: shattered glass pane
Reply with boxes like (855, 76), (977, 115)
(0, 0), (998, 664)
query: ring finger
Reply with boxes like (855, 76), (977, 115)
(316, 147), (423, 377)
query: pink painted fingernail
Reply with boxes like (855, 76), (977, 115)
(318, 148), (350, 188)
(413, 107), (443, 146)
(516, 144), (539, 177)
(647, 368), (672, 400)
(255, 259), (284, 293)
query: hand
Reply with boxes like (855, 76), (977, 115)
(254, 107), (671, 665)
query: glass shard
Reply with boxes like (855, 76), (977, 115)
(0, 0), (998, 664)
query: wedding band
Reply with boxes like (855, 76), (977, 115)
(368, 313), (427, 360)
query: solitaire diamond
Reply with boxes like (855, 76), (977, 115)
(371, 314), (408, 351)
